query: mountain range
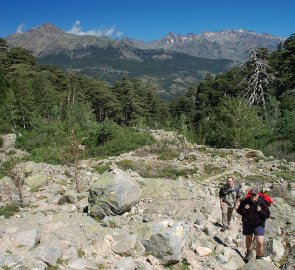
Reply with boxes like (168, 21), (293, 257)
(5, 24), (285, 99)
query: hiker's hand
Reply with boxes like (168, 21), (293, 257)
(257, 205), (261, 212)
(220, 202), (224, 208)
(245, 204), (250, 209)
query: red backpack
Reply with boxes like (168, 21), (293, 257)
(244, 191), (273, 206)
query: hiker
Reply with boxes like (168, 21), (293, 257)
(219, 177), (241, 231)
(237, 186), (270, 262)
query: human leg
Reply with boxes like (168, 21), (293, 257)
(242, 223), (255, 263)
(245, 235), (254, 251)
(227, 207), (234, 225)
(243, 235), (254, 263)
(221, 203), (229, 227)
(254, 226), (265, 258)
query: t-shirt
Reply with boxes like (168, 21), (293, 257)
(219, 185), (241, 208)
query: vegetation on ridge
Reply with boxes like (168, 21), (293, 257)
(0, 33), (295, 163)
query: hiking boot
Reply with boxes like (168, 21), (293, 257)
(243, 251), (251, 263)
(256, 255), (263, 260)
(220, 225), (228, 232)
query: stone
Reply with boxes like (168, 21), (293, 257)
(88, 168), (142, 218)
(138, 219), (189, 265)
(196, 246), (212, 256)
(68, 258), (98, 269)
(14, 228), (41, 248)
(30, 245), (62, 266)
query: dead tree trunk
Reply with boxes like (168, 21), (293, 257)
(240, 48), (274, 120)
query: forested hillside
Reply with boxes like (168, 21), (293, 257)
(0, 33), (295, 164)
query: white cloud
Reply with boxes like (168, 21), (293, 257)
(67, 20), (123, 38)
(16, 23), (25, 34)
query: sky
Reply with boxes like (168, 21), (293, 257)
(0, 0), (294, 42)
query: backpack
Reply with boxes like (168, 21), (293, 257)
(244, 191), (273, 206)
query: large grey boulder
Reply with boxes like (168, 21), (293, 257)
(0, 134), (16, 151)
(14, 227), (41, 248)
(30, 245), (63, 266)
(282, 244), (295, 270)
(137, 219), (189, 265)
(0, 252), (20, 268)
(114, 257), (136, 270)
(88, 168), (142, 218)
(68, 258), (98, 269)
(240, 259), (280, 270)
(265, 238), (285, 262)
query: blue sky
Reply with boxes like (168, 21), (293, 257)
(1, 0), (294, 41)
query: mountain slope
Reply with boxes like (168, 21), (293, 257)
(123, 30), (285, 62)
(5, 24), (233, 99)
(5, 24), (283, 99)
(38, 45), (232, 99)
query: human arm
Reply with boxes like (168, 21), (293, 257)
(219, 187), (224, 208)
(234, 196), (240, 210)
(237, 199), (249, 215)
(257, 201), (270, 219)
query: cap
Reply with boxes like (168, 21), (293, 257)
(250, 186), (259, 195)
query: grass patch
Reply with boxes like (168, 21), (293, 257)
(116, 160), (134, 171)
(243, 174), (276, 184)
(157, 148), (180, 160)
(77, 249), (85, 258)
(149, 138), (181, 157)
(0, 204), (20, 218)
(116, 160), (196, 179)
(6, 149), (17, 156)
(271, 171), (295, 181)
(204, 164), (223, 175)
(95, 164), (110, 174)
(165, 260), (189, 270)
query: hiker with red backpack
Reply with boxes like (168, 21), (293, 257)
(237, 186), (271, 263)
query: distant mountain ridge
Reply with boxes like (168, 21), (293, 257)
(4, 24), (284, 99)
(122, 29), (285, 62)
(6, 24), (284, 62)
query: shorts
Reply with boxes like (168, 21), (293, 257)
(243, 223), (265, 236)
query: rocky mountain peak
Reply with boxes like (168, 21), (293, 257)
(162, 32), (177, 44)
(27, 23), (64, 35)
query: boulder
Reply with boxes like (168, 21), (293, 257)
(30, 245), (63, 266)
(0, 252), (20, 268)
(14, 227), (41, 248)
(88, 168), (142, 218)
(68, 258), (98, 269)
(0, 134), (16, 151)
(283, 244), (295, 270)
(240, 259), (280, 270)
(137, 219), (189, 265)
(266, 238), (285, 262)
(114, 257), (136, 270)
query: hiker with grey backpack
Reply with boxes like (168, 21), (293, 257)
(219, 177), (241, 232)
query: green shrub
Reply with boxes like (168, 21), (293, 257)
(95, 164), (110, 174)
(30, 146), (67, 165)
(96, 127), (155, 158)
(263, 140), (295, 162)
(0, 204), (20, 218)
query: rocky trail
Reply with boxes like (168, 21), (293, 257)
(0, 131), (295, 270)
